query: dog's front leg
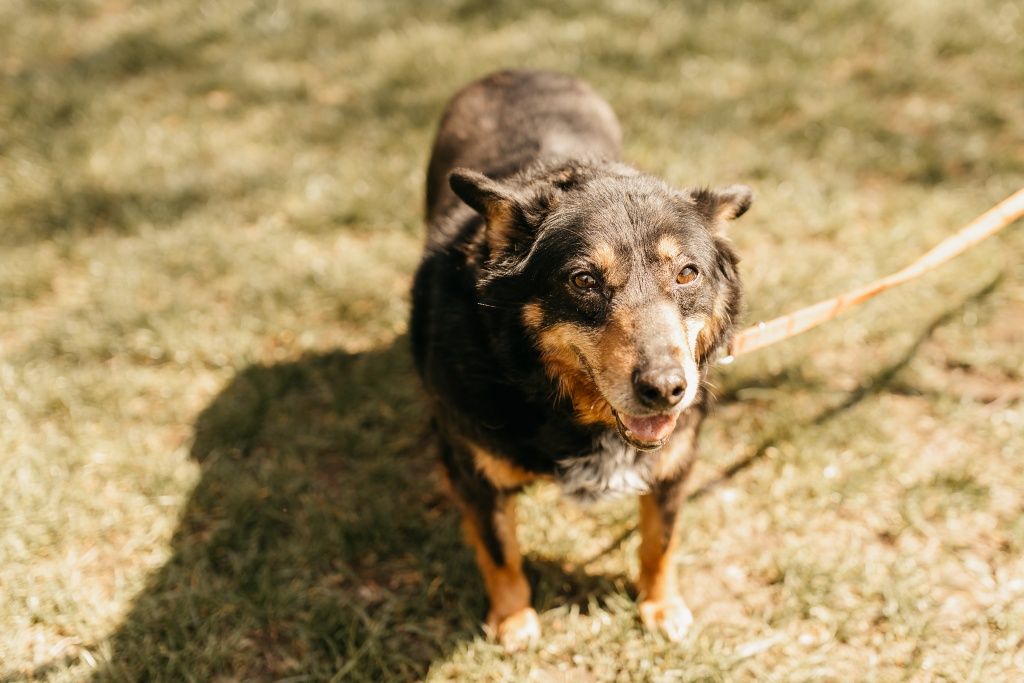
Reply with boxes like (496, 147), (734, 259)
(442, 445), (539, 651)
(464, 492), (540, 650)
(637, 475), (693, 642)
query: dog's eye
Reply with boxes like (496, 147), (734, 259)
(571, 272), (599, 290)
(676, 265), (699, 285)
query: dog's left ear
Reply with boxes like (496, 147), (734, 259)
(687, 184), (754, 224)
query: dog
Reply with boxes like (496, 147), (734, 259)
(410, 70), (753, 650)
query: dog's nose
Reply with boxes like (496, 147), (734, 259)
(632, 367), (686, 409)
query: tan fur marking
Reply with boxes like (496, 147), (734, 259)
(485, 202), (516, 254)
(536, 323), (615, 426)
(592, 242), (616, 273)
(460, 497), (531, 628)
(695, 318), (719, 360)
(696, 295), (731, 360)
(637, 493), (681, 603)
(597, 307), (640, 389)
(656, 234), (682, 262)
(470, 443), (539, 489)
(534, 307), (645, 425)
(521, 302), (544, 331)
(550, 167), (577, 187)
(592, 242), (628, 288)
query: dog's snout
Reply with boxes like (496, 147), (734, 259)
(632, 366), (685, 409)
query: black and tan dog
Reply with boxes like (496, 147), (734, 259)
(411, 70), (752, 650)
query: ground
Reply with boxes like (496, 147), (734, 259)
(1, 1), (1023, 681)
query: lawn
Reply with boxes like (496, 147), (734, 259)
(1, 0), (1023, 680)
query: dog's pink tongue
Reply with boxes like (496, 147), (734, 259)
(620, 413), (679, 443)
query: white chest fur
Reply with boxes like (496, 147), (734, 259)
(556, 431), (656, 502)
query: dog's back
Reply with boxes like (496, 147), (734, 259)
(424, 70), (622, 230)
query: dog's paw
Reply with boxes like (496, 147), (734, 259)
(486, 607), (541, 652)
(639, 597), (693, 642)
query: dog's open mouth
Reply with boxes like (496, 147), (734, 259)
(571, 347), (681, 451)
(613, 411), (680, 451)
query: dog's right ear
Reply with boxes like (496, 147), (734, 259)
(450, 168), (529, 258)
(450, 168), (509, 216)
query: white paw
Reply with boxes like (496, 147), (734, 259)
(486, 607), (542, 652)
(639, 597), (693, 642)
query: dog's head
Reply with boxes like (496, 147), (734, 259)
(450, 161), (751, 450)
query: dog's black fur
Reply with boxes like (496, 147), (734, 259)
(410, 70), (753, 648)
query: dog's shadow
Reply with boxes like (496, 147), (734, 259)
(92, 336), (623, 681)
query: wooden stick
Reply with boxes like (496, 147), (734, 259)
(724, 187), (1024, 361)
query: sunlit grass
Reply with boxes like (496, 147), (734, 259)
(1, 0), (1022, 680)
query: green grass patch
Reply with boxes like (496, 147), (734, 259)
(1, 0), (1023, 680)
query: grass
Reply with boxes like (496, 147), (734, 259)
(1, 0), (1022, 680)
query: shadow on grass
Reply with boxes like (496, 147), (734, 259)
(81, 337), (624, 682)
(90, 339), (469, 681)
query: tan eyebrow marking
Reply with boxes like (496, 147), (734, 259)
(590, 242), (628, 288)
(592, 242), (616, 273)
(656, 234), (682, 261)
